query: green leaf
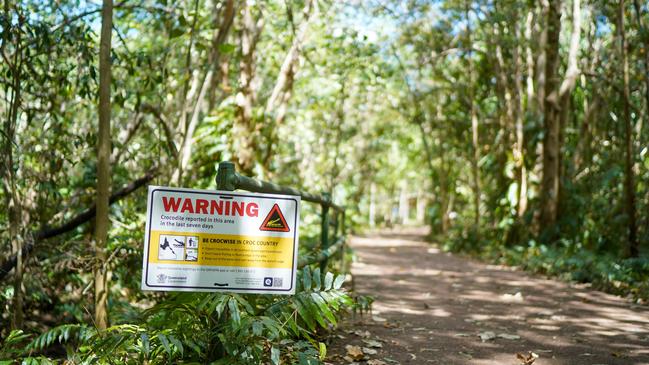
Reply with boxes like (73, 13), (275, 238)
(228, 297), (241, 324)
(302, 295), (327, 329)
(311, 292), (336, 325)
(140, 333), (150, 357)
(312, 267), (321, 291)
(233, 294), (254, 313)
(218, 43), (236, 54)
(302, 266), (312, 292)
(168, 334), (184, 356)
(252, 320), (263, 336)
(323, 272), (334, 290)
(157, 333), (171, 355)
(214, 295), (228, 318)
(333, 274), (345, 289)
(271, 346), (280, 365)
(319, 342), (327, 360)
(169, 27), (185, 38)
(294, 297), (316, 331)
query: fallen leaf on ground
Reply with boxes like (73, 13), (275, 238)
(516, 351), (539, 365)
(479, 331), (496, 342)
(498, 333), (521, 340)
(362, 339), (383, 348)
(363, 347), (378, 355)
(455, 333), (470, 337)
(502, 292), (524, 302)
(372, 316), (387, 322)
(367, 360), (387, 365)
(353, 330), (371, 338)
(409, 353), (417, 360)
(345, 345), (365, 360)
(413, 327), (427, 331)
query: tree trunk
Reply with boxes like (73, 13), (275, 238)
(574, 14), (600, 174)
(466, 1), (481, 228)
(517, 9), (535, 217)
(535, 1), (549, 116)
(369, 183), (376, 227)
(399, 182), (409, 225)
(618, 0), (638, 257)
(492, 17), (515, 200)
(633, 0), (649, 149)
(539, 0), (562, 231)
(94, 0), (113, 330)
(2, 3), (24, 329)
(540, 0), (581, 234)
(234, 0), (265, 174)
(437, 104), (451, 234)
(416, 190), (426, 224)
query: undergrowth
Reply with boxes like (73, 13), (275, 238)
(0, 266), (358, 364)
(440, 227), (649, 302)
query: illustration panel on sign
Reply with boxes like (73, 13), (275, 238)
(158, 234), (185, 261)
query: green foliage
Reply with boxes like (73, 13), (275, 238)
(442, 226), (649, 301)
(1, 272), (350, 364)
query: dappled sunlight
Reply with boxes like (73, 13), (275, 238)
(331, 229), (649, 365)
(350, 236), (426, 248)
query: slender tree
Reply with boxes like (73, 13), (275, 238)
(618, 0), (638, 257)
(466, 0), (481, 228)
(94, 0), (113, 330)
(539, 0), (562, 232)
(2, 3), (24, 329)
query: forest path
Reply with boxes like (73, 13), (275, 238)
(325, 227), (649, 365)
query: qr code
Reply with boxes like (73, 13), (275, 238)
(272, 277), (283, 287)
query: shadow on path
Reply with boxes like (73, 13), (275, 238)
(326, 227), (649, 365)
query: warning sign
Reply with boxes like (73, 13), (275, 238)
(260, 204), (290, 232)
(141, 186), (300, 294)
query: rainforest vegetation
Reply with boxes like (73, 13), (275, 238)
(1, 0), (648, 363)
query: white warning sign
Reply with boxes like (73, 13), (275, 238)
(141, 186), (300, 294)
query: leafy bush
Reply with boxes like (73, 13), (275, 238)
(2, 268), (351, 364)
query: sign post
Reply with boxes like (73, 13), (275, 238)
(141, 186), (300, 294)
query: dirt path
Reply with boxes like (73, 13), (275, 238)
(326, 228), (649, 365)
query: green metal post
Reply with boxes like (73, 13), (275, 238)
(333, 211), (339, 240)
(216, 161), (237, 191)
(320, 192), (331, 272)
(340, 210), (346, 273)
